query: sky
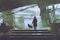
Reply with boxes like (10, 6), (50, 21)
(48, 4), (60, 15)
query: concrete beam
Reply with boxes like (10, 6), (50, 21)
(0, 0), (60, 11)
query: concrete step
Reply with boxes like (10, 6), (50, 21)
(8, 30), (52, 36)
(12, 30), (51, 33)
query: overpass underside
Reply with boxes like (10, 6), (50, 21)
(0, 0), (60, 11)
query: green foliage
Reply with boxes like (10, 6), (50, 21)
(2, 11), (15, 26)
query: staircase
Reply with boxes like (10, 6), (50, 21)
(0, 30), (58, 40)
(6, 30), (56, 40)
(11, 30), (52, 35)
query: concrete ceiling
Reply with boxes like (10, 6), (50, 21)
(0, 0), (60, 11)
(0, 0), (37, 11)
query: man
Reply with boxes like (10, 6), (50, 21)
(32, 16), (37, 30)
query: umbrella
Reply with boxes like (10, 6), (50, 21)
(28, 24), (32, 28)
